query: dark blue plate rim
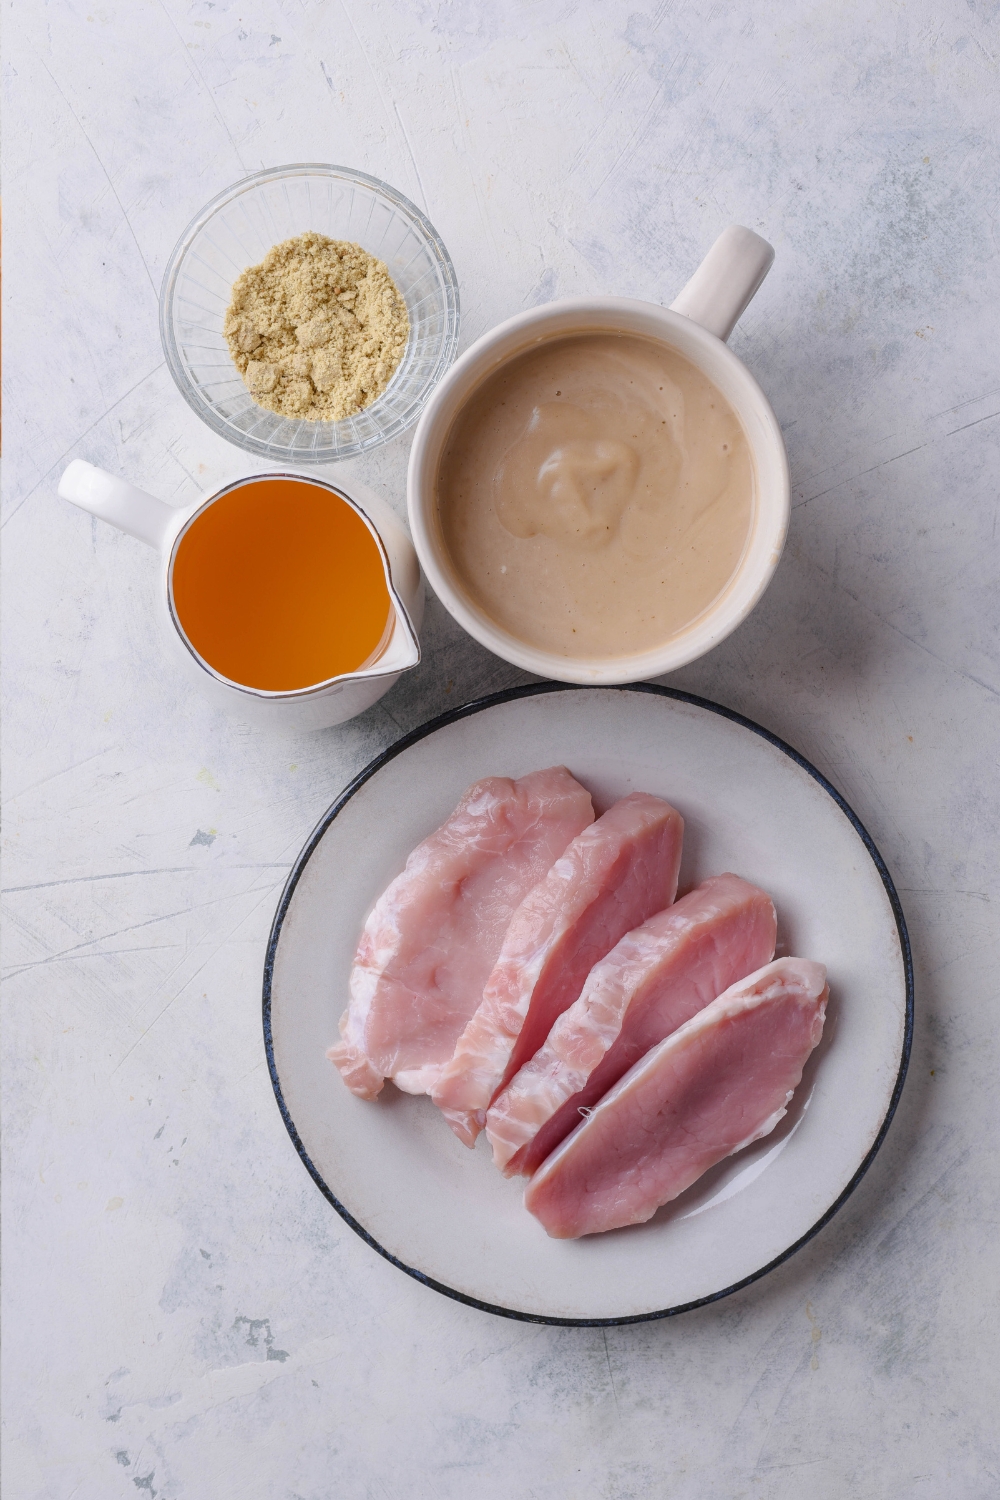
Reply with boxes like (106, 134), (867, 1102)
(262, 681), (914, 1327)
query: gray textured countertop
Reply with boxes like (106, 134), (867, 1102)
(2, 2), (998, 1496)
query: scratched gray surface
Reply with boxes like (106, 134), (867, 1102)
(2, 2), (998, 1497)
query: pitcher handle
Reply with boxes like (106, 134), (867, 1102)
(58, 460), (176, 550)
(669, 225), (774, 344)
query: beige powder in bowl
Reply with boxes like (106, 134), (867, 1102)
(223, 232), (410, 423)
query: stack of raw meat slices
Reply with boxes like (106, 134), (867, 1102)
(329, 767), (828, 1239)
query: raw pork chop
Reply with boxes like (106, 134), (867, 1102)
(524, 957), (827, 1237)
(430, 793), (684, 1144)
(328, 766), (594, 1099)
(487, 873), (776, 1176)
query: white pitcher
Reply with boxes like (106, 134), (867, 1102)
(58, 461), (423, 731)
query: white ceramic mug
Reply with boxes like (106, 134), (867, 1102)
(407, 225), (789, 685)
(58, 461), (423, 731)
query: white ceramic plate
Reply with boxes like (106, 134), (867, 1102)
(264, 685), (912, 1324)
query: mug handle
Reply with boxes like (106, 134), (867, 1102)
(669, 224), (774, 343)
(58, 459), (176, 550)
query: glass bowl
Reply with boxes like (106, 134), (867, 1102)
(159, 164), (460, 463)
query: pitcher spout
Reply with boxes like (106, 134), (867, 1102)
(363, 586), (422, 678)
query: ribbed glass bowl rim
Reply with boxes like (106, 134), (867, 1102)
(158, 162), (461, 462)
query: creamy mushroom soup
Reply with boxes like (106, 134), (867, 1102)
(437, 332), (755, 659)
